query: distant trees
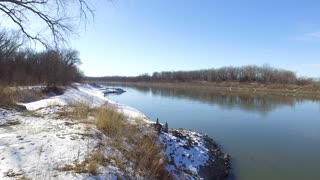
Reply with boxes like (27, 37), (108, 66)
(0, 30), (83, 86)
(89, 65), (302, 84)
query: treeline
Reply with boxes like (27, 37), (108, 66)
(0, 31), (83, 86)
(88, 65), (313, 85)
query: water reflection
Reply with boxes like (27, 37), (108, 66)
(105, 83), (320, 180)
(112, 84), (314, 115)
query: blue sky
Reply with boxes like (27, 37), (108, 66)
(70, 0), (320, 77)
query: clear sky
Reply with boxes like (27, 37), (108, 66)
(70, 0), (320, 77)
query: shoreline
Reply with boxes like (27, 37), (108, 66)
(106, 84), (232, 179)
(97, 81), (320, 99)
(153, 122), (231, 179)
(1, 83), (231, 179)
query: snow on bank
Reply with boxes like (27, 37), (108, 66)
(0, 84), (149, 179)
(160, 130), (209, 176)
(20, 84), (147, 120)
(1, 84), (219, 179)
(0, 109), (20, 126)
(0, 106), (119, 180)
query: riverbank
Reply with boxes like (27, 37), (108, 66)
(0, 84), (230, 179)
(97, 81), (320, 99)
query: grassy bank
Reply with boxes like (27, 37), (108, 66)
(60, 104), (171, 179)
(97, 81), (320, 99)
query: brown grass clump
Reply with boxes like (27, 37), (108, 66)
(93, 107), (171, 179)
(72, 103), (91, 119)
(0, 86), (17, 107)
(130, 134), (170, 179)
(17, 177), (31, 180)
(60, 102), (92, 120)
(94, 107), (126, 137)
(15, 88), (43, 103)
(59, 149), (107, 175)
(108, 152), (126, 173)
(0, 85), (59, 108)
(60, 106), (171, 179)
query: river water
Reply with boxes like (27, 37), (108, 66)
(106, 84), (320, 180)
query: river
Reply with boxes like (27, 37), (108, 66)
(105, 84), (320, 180)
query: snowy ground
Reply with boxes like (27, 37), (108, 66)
(0, 84), (216, 179)
(0, 106), (121, 180)
(160, 130), (210, 179)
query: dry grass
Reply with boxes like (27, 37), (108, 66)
(15, 88), (43, 103)
(109, 152), (126, 172)
(94, 107), (126, 137)
(72, 103), (91, 119)
(17, 177), (31, 180)
(0, 86), (17, 107)
(60, 102), (92, 120)
(0, 85), (44, 108)
(93, 107), (171, 179)
(60, 106), (171, 178)
(59, 149), (108, 175)
(129, 134), (170, 179)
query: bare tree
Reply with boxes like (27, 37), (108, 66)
(0, 30), (23, 57)
(0, 0), (94, 48)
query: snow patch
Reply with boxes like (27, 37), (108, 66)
(0, 107), (114, 179)
(19, 84), (147, 120)
(159, 130), (210, 178)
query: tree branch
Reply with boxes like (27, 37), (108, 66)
(0, 0), (94, 48)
